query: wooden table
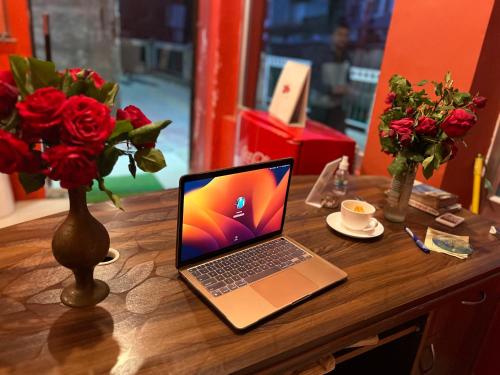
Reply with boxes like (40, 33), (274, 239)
(0, 176), (499, 374)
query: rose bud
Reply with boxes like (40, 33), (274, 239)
(406, 107), (415, 115)
(385, 92), (396, 105)
(441, 109), (476, 138)
(67, 68), (105, 89)
(415, 116), (438, 136)
(472, 96), (487, 109)
(42, 145), (98, 189)
(117, 105), (155, 148)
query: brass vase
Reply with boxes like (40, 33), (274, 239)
(52, 186), (110, 307)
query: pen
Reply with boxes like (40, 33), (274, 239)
(404, 227), (430, 254)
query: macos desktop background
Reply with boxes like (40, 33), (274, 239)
(181, 165), (291, 262)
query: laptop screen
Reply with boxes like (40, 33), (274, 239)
(178, 159), (293, 266)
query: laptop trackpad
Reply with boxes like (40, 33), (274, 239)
(250, 268), (319, 309)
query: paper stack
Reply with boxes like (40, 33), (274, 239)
(424, 227), (473, 259)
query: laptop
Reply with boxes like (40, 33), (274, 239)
(176, 158), (347, 330)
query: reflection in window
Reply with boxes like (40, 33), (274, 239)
(256, 0), (394, 149)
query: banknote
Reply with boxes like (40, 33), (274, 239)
(425, 227), (473, 259)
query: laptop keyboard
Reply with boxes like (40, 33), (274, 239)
(188, 238), (312, 297)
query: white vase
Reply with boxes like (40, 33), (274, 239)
(0, 174), (15, 218)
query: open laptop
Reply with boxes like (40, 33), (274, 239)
(176, 158), (347, 330)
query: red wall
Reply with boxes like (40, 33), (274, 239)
(362, 0), (497, 206)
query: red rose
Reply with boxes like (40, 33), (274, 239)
(117, 105), (154, 148)
(385, 92), (396, 105)
(390, 118), (414, 146)
(441, 109), (476, 138)
(406, 107), (415, 115)
(61, 95), (114, 151)
(472, 96), (487, 109)
(17, 87), (66, 137)
(117, 105), (151, 128)
(42, 145), (97, 189)
(415, 116), (437, 136)
(0, 129), (41, 174)
(68, 68), (105, 89)
(379, 129), (395, 138)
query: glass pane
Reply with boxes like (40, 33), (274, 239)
(256, 0), (394, 150)
(29, 0), (194, 200)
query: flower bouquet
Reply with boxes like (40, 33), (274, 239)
(379, 73), (486, 222)
(0, 55), (170, 306)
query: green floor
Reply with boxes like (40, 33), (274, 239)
(87, 174), (164, 203)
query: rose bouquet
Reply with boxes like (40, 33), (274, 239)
(0, 55), (171, 307)
(378, 73), (486, 222)
(0, 55), (170, 208)
(379, 73), (486, 179)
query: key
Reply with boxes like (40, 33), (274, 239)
(207, 281), (225, 291)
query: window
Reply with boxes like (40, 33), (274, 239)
(256, 0), (394, 149)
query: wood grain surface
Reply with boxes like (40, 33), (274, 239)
(0, 175), (499, 375)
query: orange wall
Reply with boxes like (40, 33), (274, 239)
(191, 0), (244, 172)
(0, 0), (32, 68)
(1, 0), (44, 200)
(362, 0), (496, 198)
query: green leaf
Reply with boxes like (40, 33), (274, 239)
(452, 91), (472, 106)
(387, 154), (407, 177)
(28, 57), (60, 89)
(422, 164), (434, 179)
(108, 120), (133, 144)
(434, 82), (443, 96)
(128, 154), (137, 178)
(9, 55), (33, 98)
(61, 73), (73, 95)
(129, 120), (171, 145)
(134, 148), (166, 172)
(422, 155), (434, 169)
(97, 177), (123, 210)
(416, 80), (427, 86)
(99, 82), (119, 106)
(18, 172), (46, 193)
(97, 147), (123, 177)
(67, 80), (88, 97)
(445, 71), (452, 85)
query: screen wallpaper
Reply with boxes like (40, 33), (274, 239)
(180, 164), (291, 262)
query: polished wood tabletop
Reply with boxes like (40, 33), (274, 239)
(0, 175), (499, 374)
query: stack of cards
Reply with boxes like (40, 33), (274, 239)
(424, 227), (473, 259)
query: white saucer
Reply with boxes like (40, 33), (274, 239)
(326, 212), (384, 239)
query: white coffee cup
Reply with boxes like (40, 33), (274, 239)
(340, 200), (378, 231)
